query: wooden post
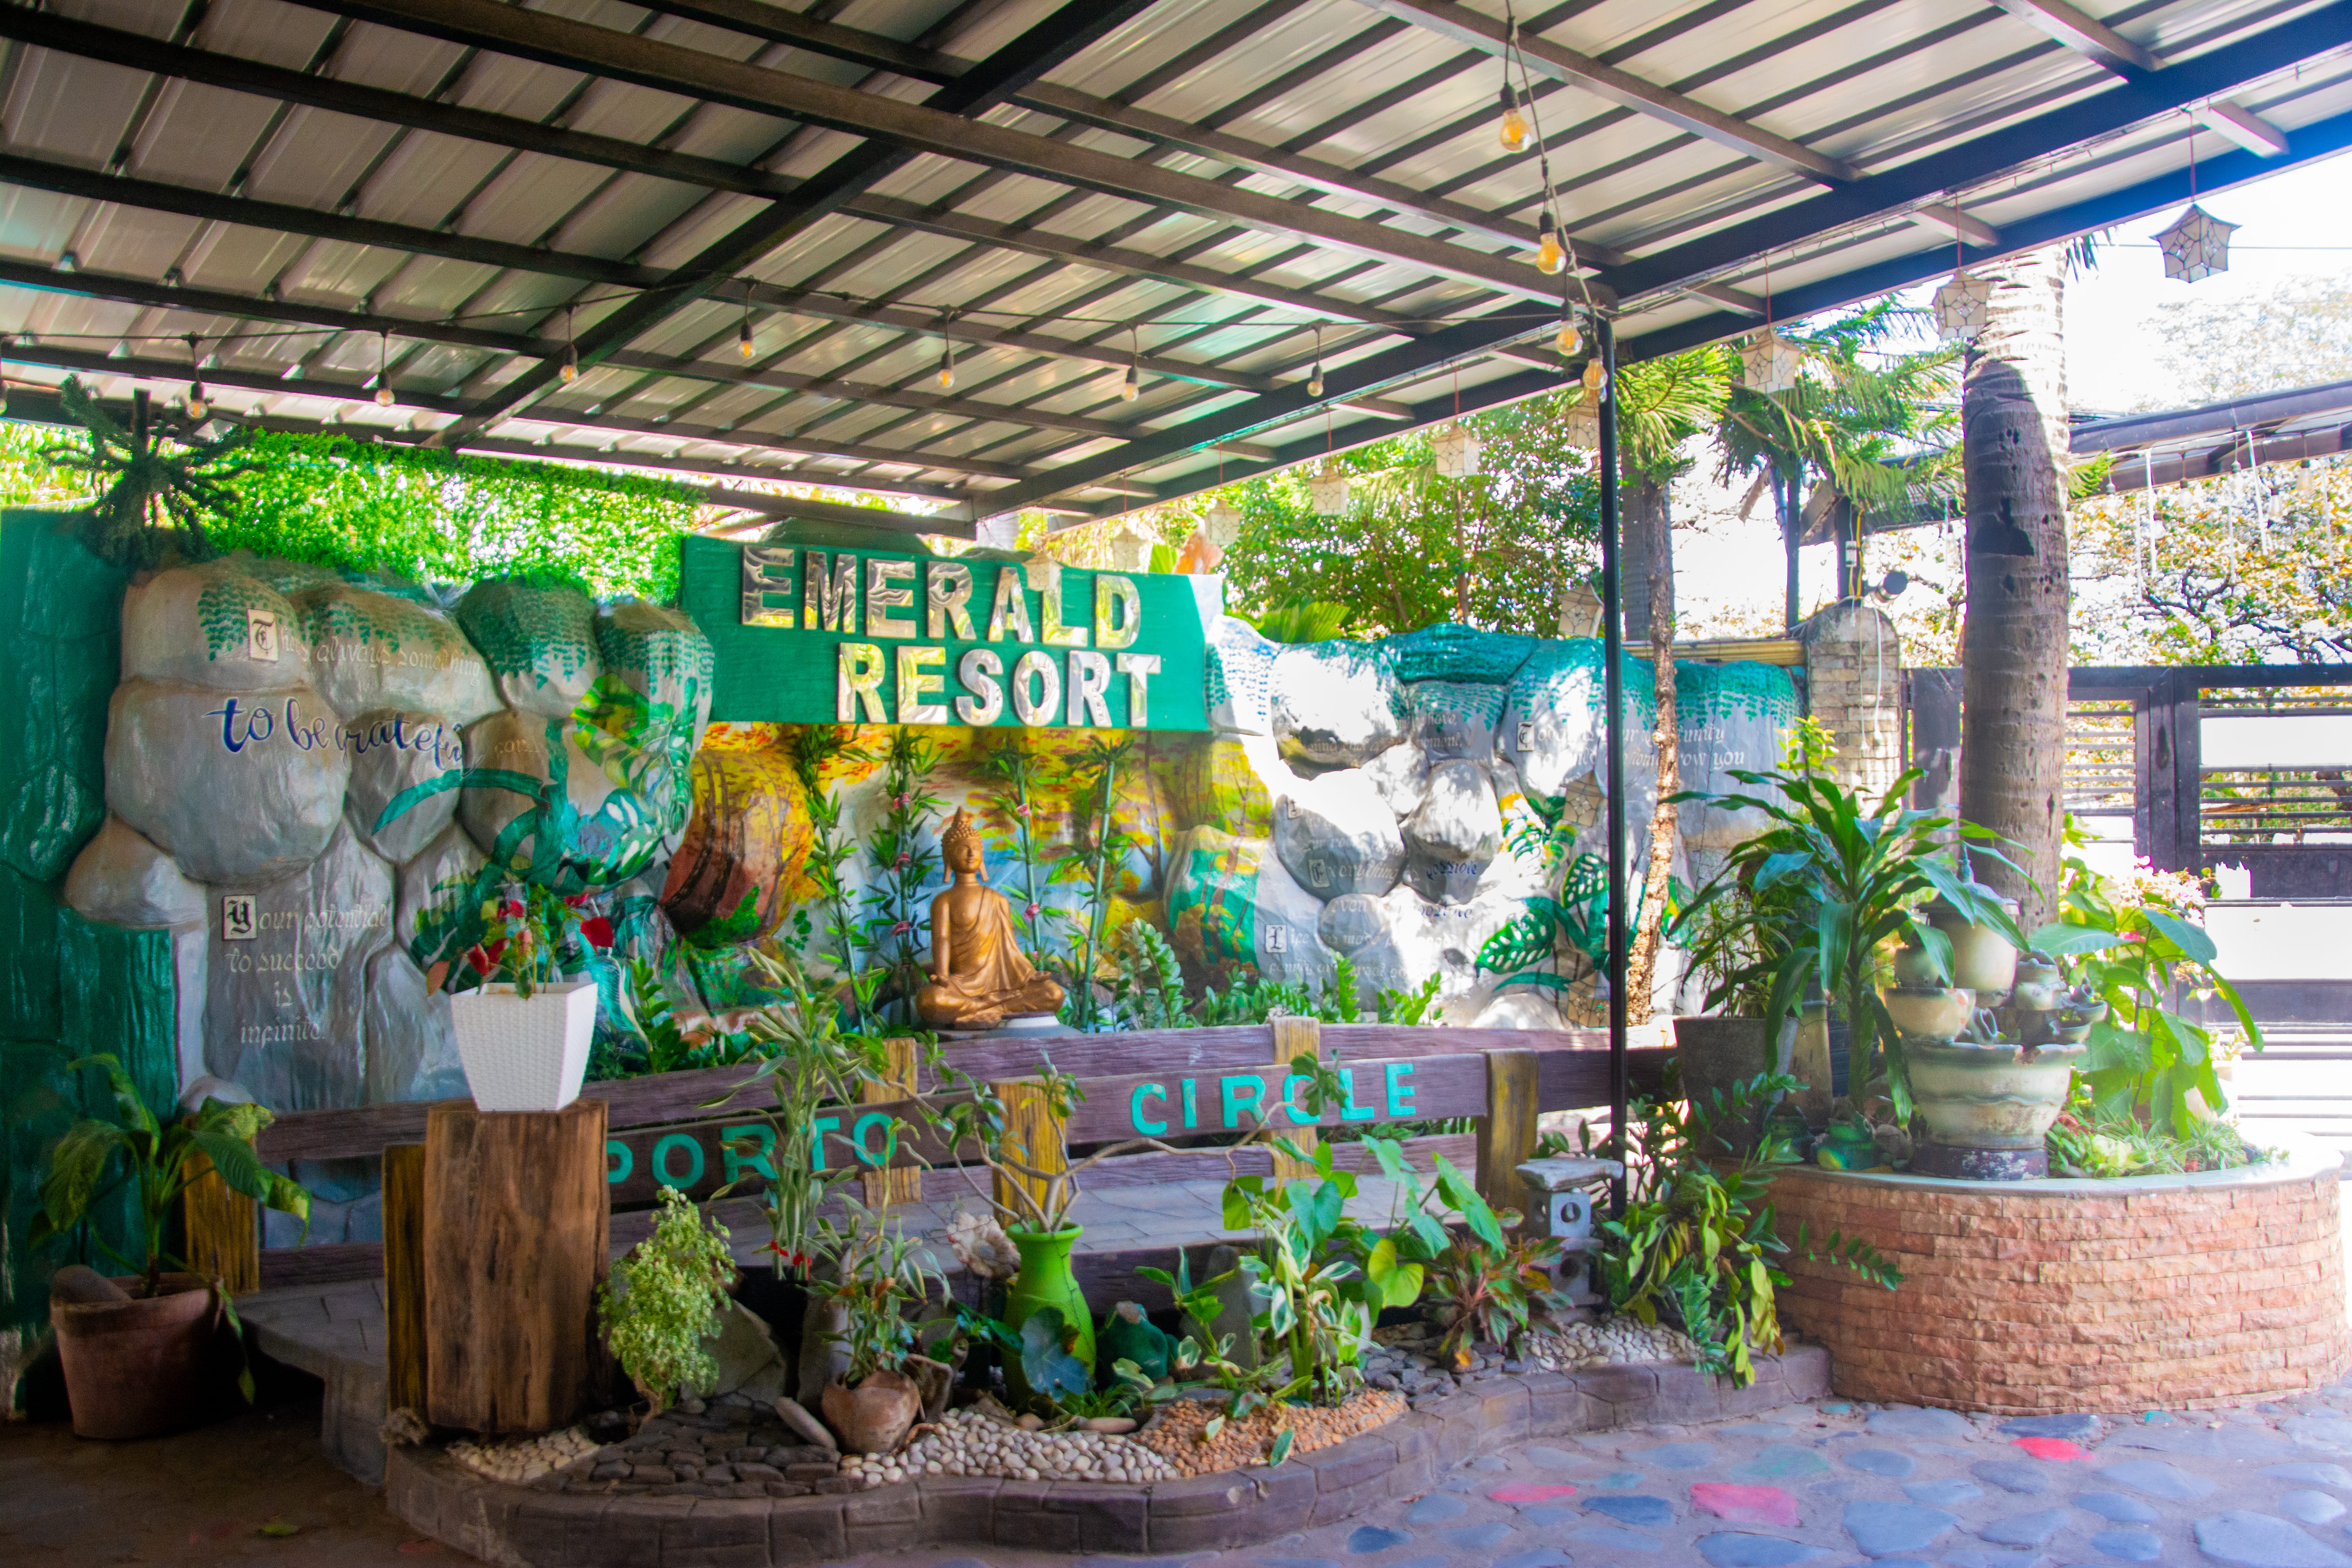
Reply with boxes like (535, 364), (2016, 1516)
(1270, 1015), (1321, 1179)
(862, 1036), (923, 1207)
(1474, 1049), (1541, 1220)
(992, 1078), (1067, 1230)
(180, 1152), (258, 1296)
(424, 1099), (609, 1434)
(382, 1143), (427, 1416)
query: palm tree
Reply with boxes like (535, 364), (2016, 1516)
(1956, 250), (2071, 927)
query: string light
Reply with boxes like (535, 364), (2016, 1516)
(1498, 85), (1529, 154)
(376, 330), (396, 406)
(1307, 323), (1325, 398)
(185, 334), (207, 420)
(1122, 327), (1140, 402)
(937, 310), (956, 391)
(1556, 313), (1584, 357)
(1535, 210), (1566, 275)
(738, 283), (755, 361)
(559, 307), (579, 384)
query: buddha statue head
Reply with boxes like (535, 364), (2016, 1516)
(942, 806), (986, 880)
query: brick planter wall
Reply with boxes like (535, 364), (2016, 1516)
(1772, 1139), (2350, 1414)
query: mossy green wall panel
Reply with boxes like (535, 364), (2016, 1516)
(0, 864), (62, 1040)
(0, 508), (123, 884)
(59, 915), (179, 1119)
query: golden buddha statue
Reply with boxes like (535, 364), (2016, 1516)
(916, 808), (1065, 1031)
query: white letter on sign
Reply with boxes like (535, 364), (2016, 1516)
(1011, 650), (1060, 726)
(956, 649), (1005, 724)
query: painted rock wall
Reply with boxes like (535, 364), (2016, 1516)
(67, 548), (711, 1243)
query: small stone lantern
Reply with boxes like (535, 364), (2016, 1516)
(1517, 1155), (1624, 1305)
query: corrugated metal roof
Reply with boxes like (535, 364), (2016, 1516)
(0, 0), (2344, 529)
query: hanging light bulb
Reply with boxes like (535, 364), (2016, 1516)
(1581, 357), (1606, 398)
(1307, 322), (1325, 397)
(1556, 316), (1584, 358)
(1122, 328), (1140, 401)
(559, 307), (578, 384)
(737, 282), (756, 360)
(1309, 462), (1352, 517)
(1535, 210), (1566, 276)
(376, 328), (396, 406)
(184, 334), (206, 420)
(1432, 420), (1483, 479)
(187, 379), (207, 420)
(937, 336), (956, 391)
(1498, 85), (1529, 154)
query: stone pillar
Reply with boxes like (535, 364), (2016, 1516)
(1797, 602), (1905, 804)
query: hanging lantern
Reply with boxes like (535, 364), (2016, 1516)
(1930, 270), (1993, 343)
(2156, 203), (2239, 282)
(1203, 497), (1243, 550)
(1431, 421), (1483, 479)
(1107, 517), (1151, 571)
(1739, 327), (1804, 395)
(1308, 462), (1352, 517)
(1560, 402), (1600, 451)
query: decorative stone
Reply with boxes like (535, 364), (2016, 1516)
(360, 945), (463, 1104)
(1866, 1408), (1975, 1441)
(1524, 1445), (1587, 1471)
(1360, 740), (1428, 818)
(2001, 1413), (2101, 1441)
(1970, 1459), (2050, 1495)
(1274, 768), (1405, 901)
(1730, 1446), (1829, 1482)
(2282, 1490), (2348, 1524)
(2193, 1511), (2352, 1567)
(1631, 1443), (1717, 1470)
(2286, 1417), (2352, 1450)
(1941, 1552), (2047, 1568)
(1169, 733), (1282, 838)
(2009, 1435), (2083, 1461)
(1400, 759), (1501, 906)
(1438, 1523), (1514, 1550)
(1404, 1494), (1466, 1523)
(1318, 891), (1389, 958)
(2266, 1465), (2352, 1488)
(289, 579), (500, 724)
(1978, 1507), (2067, 1545)
(454, 577), (602, 719)
(1205, 614), (1278, 736)
(1842, 1501), (1958, 1558)
(2101, 1459), (2219, 1500)
(1584, 1495), (1673, 1526)
(1404, 681), (1507, 763)
(659, 748), (812, 948)
(205, 822), (394, 1111)
(1345, 1526), (1411, 1553)
(593, 601), (713, 748)
(106, 678), (350, 885)
(63, 814), (205, 929)
(1672, 661), (1800, 848)
(2090, 1527), (2164, 1562)
(1498, 639), (1654, 802)
(1842, 1448), (1916, 1479)
(1272, 642), (1407, 766)
(342, 709), (465, 863)
(1492, 1551), (1571, 1568)
(395, 822), (488, 960)
(120, 556), (312, 691)
(2075, 1490), (2161, 1522)
(1691, 1484), (1797, 1526)
(1695, 1535), (1829, 1568)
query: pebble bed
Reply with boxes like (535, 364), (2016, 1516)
(508, 1391), (857, 1499)
(1139, 1387), (1408, 1476)
(839, 1407), (1179, 1487)
(1365, 1314), (1698, 1404)
(447, 1425), (598, 1484)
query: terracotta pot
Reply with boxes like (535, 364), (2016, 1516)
(52, 1273), (224, 1440)
(819, 1368), (921, 1455)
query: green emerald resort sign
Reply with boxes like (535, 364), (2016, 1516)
(680, 531), (1212, 730)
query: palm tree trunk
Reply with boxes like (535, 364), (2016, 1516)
(1959, 251), (2071, 928)
(1623, 477), (1679, 1020)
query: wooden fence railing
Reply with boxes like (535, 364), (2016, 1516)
(234, 1025), (1670, 1294)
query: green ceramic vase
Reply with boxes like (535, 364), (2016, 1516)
(1003, 1225), (1093, 1401)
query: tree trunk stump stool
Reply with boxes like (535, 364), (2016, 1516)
(423, 1098), (609, 1434)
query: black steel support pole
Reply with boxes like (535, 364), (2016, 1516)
(1597, 318), (1629, 1218)
(1782, 469), (1802, 633)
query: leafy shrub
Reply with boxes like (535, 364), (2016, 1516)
(597, 1187), (736, 1412)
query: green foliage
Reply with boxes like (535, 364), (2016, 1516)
(718, 948), (892, 1277)
(1248, 601), (1358, 644)
(786, 725), (873, 1023)
(1413, 1154), (1568, 1369)
(439, 882), (603, 998)
(1105, 920), (1189, 1030)
(608, 956), (763, 1078)
(28, 1052), (310, 1324)
(865, 730), (945, 1025)
(1215, 1138), (1386, 1407)
(42, 379), (258, 568)
(216, 431), (699, 601)
(597, 1186), (736, 1413)
(1670, 763), (2024, 1118)
(1015, 1306), (1094, 1403)
(1597, 1072), (1898, 1386)
(1056, 737), (1138, 1032)
(810, 1199), (943, 1385)
(976, 739), (1070, 978)
(2034, 825), (2261, 1134)
(1209, 393), (1604, 637)
(2047, 1094), (2262, 1177)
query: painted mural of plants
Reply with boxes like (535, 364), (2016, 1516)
(975, 739), (1069, 979)
(865, 730), (946, 1026)
(789, 724), (875, 1027)
(1058, 736), (1138, 1032)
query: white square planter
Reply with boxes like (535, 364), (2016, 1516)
(447, 981), (600, 1112)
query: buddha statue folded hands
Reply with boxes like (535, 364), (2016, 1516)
(916, 808), (1065, 1031)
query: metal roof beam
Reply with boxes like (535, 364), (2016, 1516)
(1913, 203), (2003, 247)
(294, 0), (1559, 302)
(2200, 100), (2291, 156)
(1349, 0), (1861, 185)
(2072, 376), (2352, 453)
(1986, 0), (2161, 76)
(1604, 3), (2352, 305)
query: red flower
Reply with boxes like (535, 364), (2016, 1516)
(579, 916), (615, 950)
(467, 938), (508, 976)
(891, 919), (913, 936)
(1025, 903), (1042, 919)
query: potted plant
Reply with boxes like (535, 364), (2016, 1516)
(809, 1200), (942, 1454)
(29, 1053), (310, 1438)
(442, 883), (612, 1112)
(596, 1185), (735, 1417)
